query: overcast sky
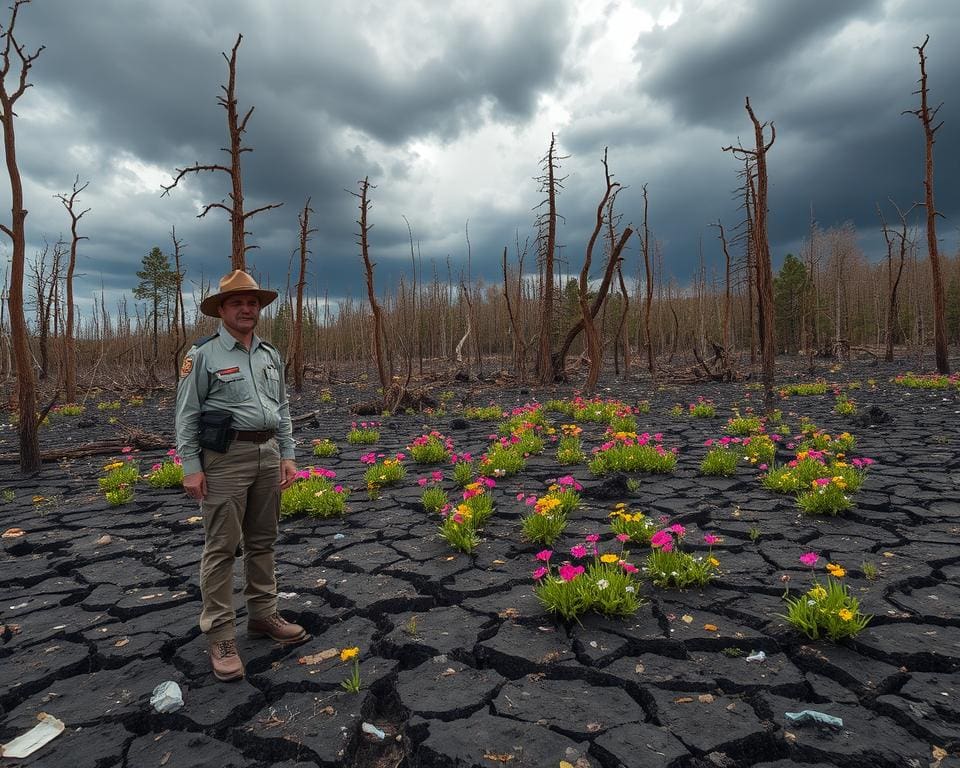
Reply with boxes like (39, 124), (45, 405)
(2, 0), (958, 317)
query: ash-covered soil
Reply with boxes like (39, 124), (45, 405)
(1, 360), (959, 767)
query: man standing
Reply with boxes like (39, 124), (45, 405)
(176, 270), (307, 681)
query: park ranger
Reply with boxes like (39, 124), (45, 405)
(175, 269), (307, 682)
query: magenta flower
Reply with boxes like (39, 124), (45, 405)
(704, 533), (719, 545)
(533, 566), (549, 580)
(621, 562), (639, 574)
(758, 463), (768, 471)
(334, 485), (343, 493)
(799, 551), (819, 567)
(535, 549), (553, 562)
(418, 477), (429, 487)
(585, 533), (600, 544)
(650, 530), (672, 549)
(616, 533), (630, 543)
(121, 446), (132, 454)
(570, 545), (587, 559)
(558, 564), (584, 582)
(669, 523), (686, 537)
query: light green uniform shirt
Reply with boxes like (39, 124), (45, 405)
(175, 324), (295, 475)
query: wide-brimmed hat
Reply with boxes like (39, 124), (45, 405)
(199, 270), (278, 317)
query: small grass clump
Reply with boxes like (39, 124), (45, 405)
(726, 414), (763, 435)
(452, 458), (475, 487)
(688, 397), (717, 418)
(147, 451), (184, 488)
(834, 393), (857, 416)
(479, 442), (526, 478)
(519, 477), (582, 546)
(779, 381), (829, 397)
(54, 403), (85, 417)
(893, 372), (959, 390)
(556, 424), (585, 464)
(781, 557), (871, 641)
(97, 400), (121, 411)
(588, 430), (677, 475)
(280, 468), (349, 518)
(408, 431), (453, 464)
(438, 478), (496, 553)
(421, 485), (449, 515)
(463, 405), (503, 421)
(312, 438), (339, 458)
(362, 455), (405, 498)
(99, 458), (138, 506)
(347, 421), (380, 444)
(645, 526), (721, 589)
(700, 446), (740, 476)
(608, 502), (656, 544)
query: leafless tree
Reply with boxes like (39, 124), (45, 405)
(535, 134), (566, 384)
(161, 34), (281, 271)
(288, 197), (315, 392)
(55, 176), (89, 402)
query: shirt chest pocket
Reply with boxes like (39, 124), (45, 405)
(212, 370), (251, 403)
(262, 365), (281, 402)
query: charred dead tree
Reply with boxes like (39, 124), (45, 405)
(535, 134), (566, 385)
(555, 151), (633, 386)
(162, 34), (282, 271)
(904, 35), (949, 374)
(724, 97), (776, 411)
(640, 184), (655, 381)
(352, 177), (390, 396)
(0, 0), (43, 472)
(502, 244), (531, 383)
(28, 239), (63, 381)
(877, 199), (916, 363)
(169, 227), (187, 384)
(55, 175), (89, 402)
(287, 197), (315, 392)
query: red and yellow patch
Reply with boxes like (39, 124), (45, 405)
(179, 356), (194, 378)
(217, 366), (241, 375)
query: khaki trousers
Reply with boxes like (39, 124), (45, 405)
(199, 438), (281, 641)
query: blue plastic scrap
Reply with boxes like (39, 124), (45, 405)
(784, 710), (843, 729)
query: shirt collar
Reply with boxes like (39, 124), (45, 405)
(216, 323), (262, 353)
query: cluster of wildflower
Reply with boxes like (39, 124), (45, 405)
(687, 396), (717, 418)
(311, 438), (338, 457)
(438, 477), (496, 553)
(479, 407), (549, 478)
(532, 534), (643, 620)
(99, 447), (138, 506)
(408, 431), (454, 464)
(518, 476), (583, 545)
(781, 551), (871, 641)
(418, 470), (449, 515)
(893, 372), (960, 390)
(778, 381), (829, 397)
(362, 452), (406, 497)
(608, 502), (657, 544)
(347, 421), (380, 445)
(701, 432), (779, 475)
(645, 525), (720, 588)
(588, 430), (678, 475)
(281, 467), (349, 518)
(463, 405), (504, 421)
(147, 448), (184, 488)
(556, 423), (585, 464)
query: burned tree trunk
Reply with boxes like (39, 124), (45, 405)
(640, 184), (655, 381)
(905, 35), (949, 374)
(877, 200), (914, 363)
(162, 34), (281, 271)
(535, 134), (565, 385)
(353, 177), (390, 395)
(288, 197), (315, 392)
(0, 0), (43, 472)
(55, 176), (89, 403)
(724, 98), (776, 412)
(170, 227), (187, 384)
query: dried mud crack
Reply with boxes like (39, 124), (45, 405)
(2, 361), (959, 767)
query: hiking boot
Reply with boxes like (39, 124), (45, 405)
(247, 612), (308, 644)
(209, 638), (244, 681)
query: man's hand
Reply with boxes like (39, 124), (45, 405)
(183, 471), (207, 501)
(280, 459), (298, 491)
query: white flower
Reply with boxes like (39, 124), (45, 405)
(596, 579), (609, 590)
(625, 586), (635, 593)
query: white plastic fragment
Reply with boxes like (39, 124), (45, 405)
(277, 592), (298, 599)
(333, 533), (346, 540)
(745, 650), (766, 663)
(361, 722), (386, 740)
(1, 713), (65, 758)
(150, 681), (184, 713)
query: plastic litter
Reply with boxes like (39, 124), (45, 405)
(745, 650), (766, 663)
(784, 710), (843, 729)
(1, 713), (65, 758)
(332, 533), (346, 540)
(150, 681), (184, 713)
(361, 722), (386, 740)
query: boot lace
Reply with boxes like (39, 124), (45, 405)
(216, 639), (238, 658)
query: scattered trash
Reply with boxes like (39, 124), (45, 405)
(298, 648), (338, 665)
(361, 722), (386, 740)
(745, 650), (767, 663)
(2, 527), (25, 539)
(332, 533), (346, 540)
(784, 710), (843, 729)
(150, 681), (184, 713)
(95, 534), (112, 546)
(1, 713), (65, 758)
(277, 592), (298, 599)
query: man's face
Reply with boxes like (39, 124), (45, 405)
(218, 293), (261, 336)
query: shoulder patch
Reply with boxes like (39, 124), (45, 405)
(180, 356), (194, 378)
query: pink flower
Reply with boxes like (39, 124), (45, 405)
(758, 463), (768, 471)
(799, 551), (819, 567)
(533, 566), (549, 580)
(334, 485), (343, 493)
(151, 463), (161, 471)
(815, 477), (831, 486)
(167, 448), (177, 456)
(585, 533), (600, 543)
(417, 477), (428, 487)
(431, 471), (443, 482)
(121, 446), (132, 454)
(650, 530), (673, 549)
(173, 456), (182, 466)
(669, 524), (686, 537)
(704, 533), (719, 545)
(535, 549), (553, 562)
(570, 545), (587, 559)
(616, 533), (630, 543)
(621, 562), (639, 574)
(559, 564), (584, 582)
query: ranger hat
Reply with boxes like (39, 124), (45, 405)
(199, 270), (278, 317)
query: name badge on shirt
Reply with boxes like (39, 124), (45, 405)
(217, 367), (241, 375)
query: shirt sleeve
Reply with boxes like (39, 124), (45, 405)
(175, 346), (208, 475)
(275, 352), (295, 461)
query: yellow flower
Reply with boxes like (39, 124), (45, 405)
(103, 461), (124, 471)
(837, 608), (853, 621)
(826, 563), (846, 578)
(599, 553), (619, 564)
(708, 556), (720, 567)
(832, 476), (847, 489)
(808, 585), (827, 601)
(340, 646), (359, 662)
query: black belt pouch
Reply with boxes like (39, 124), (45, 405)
(198, 410), (234, 453)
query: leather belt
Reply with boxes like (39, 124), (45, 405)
(232, 429), (276, 443)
